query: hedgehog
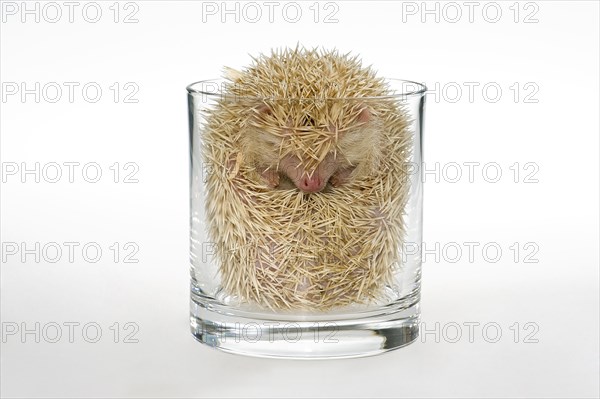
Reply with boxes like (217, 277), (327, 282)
(200, 47), (412, 310)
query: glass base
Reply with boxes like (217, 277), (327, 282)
(190, 295), (420, 359)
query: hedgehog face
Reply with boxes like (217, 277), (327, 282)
(244, 103), (382, 193)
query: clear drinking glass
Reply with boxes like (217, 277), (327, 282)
(188, 79), (426, 358)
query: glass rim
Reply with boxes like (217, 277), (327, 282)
(186, 78), (427, 100)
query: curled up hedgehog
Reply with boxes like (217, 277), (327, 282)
(201, 47), (412, 310)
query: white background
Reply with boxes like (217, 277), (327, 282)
(1, 1), (599, 398)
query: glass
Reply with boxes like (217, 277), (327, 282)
(188, 78), (426, 358)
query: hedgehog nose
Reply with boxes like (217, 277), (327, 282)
(299, 175), (324, 193)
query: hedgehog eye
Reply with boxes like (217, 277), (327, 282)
(253, 104), (273, 122)
(356, 106), (371, 123)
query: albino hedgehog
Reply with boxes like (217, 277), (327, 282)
(201, 47), (412, 310)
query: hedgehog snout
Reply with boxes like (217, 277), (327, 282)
(298, 174), (325, 193)
(279, 154), (337, 193)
